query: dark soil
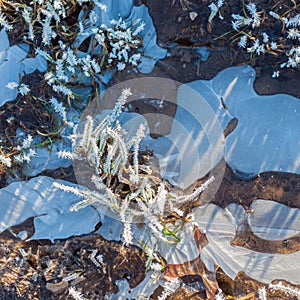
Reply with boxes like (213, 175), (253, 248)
(1, 0), (300, 299)
(0, 219), (146, 300)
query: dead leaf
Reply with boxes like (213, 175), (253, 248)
(46, 281), (68, 293)
(163, 226), (219, 300)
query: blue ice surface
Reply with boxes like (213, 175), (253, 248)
(26, 139), (72, 177)
(210, 65), (300, 177)
(2, 176), (300, 286)
(0, 29), (47, 107)
(248, 199), (300, 240)
(162, 65), (300, 181)
(194, 203), (300, 284)
(196, 46), (210, 61)
(0, 176), (100, 242)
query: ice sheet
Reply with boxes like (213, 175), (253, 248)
(0, 29), (47, 106)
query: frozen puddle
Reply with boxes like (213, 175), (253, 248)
(194, 203), (300, 284)
(0, 176), (100, 241)
(175, 65), (300, 180)
(0, 28), (47, 106)
(248, 199), (300, 240)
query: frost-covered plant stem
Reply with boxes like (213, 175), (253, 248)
(269, 282), (300, 298)
(56, 89), (214, 244)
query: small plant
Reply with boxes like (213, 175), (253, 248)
(158, 277), (181, 300)
(6, 82), (31, 96)
(0, 133), (36, 168)
(208, 0), (225, 24)
(269, 281), (300, 299)
(37, 16), (144, 99)
(14, 134), (36, 164)
(0, 91), (73, 174)
(209, 0), (300, 76)
(257, 282), (300, 300)
(55, 88), (214, 245)
(0, 153), (11, 168)
(258, 287), (267, 300)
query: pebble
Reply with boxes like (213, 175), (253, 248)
(189, 11), (198, 21)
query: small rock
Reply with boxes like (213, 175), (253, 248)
(46, 281), (68, 293)
(189, 11), (198, 21)
(17, 230), (28, 240)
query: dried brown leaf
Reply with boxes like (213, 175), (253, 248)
(163, 226), (219, 300)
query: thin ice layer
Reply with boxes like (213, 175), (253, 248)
(177, 65), (300, 178)
(194, 203), (300, 284)
(249, 199), (300, 240)
(0, 29), (47, 106)
(0, 176), (100, 241)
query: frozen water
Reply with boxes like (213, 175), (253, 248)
(91, 80), (226, 190)
(196, 46), (210, 61)
(0, 176), (100, 242)
(193, 203), (300, 284)
(156, 65), (300, 180)
(26, 134), (72, 177)
(98, 201), (300, 284)
(0, 29), (47, 106)
(26, 142), (72, 177)
(225, 92), (300, 177)
(2, 175), (300, 285)
(249, 199), (300, 240)
(107, 272), (162, 300)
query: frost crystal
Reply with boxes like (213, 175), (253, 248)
(0, 154), (11, 168)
